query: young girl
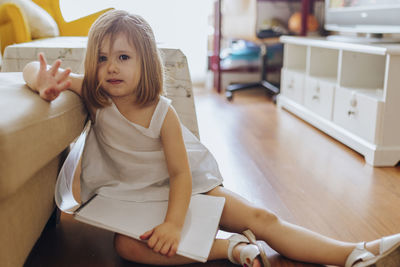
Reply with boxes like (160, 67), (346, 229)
(23, 10), (400, 267)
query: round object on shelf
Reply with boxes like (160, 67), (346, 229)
(288, 12), (319, 34)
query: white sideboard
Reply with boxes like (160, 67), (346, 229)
(277, 36), (400, 166)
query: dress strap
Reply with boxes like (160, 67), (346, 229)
(150, 96), (172, 136)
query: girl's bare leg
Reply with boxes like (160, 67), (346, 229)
(207, 186), (381, 266)
(114, 234), (230, 265)
(113, 185), (382, 266)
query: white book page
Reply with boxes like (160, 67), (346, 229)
(75, 194), (225, 262)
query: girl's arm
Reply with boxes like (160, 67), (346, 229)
(140, 106), (192, 257)
(23, 53), (83, 101)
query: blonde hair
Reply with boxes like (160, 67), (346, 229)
(82, 10), (164, 114)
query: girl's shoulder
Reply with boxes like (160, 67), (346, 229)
(152, 96), (172, 127)
(159, 95), (172, 106)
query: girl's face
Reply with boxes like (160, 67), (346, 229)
(97, 33), (141, 102)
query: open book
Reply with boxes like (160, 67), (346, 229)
(55, 124), (225, 262)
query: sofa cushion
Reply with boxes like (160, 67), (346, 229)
(0, 72), (87, 200)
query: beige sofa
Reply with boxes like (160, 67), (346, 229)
(0, 72), (87, 267)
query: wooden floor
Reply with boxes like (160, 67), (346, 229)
(25, 87), (400, 267)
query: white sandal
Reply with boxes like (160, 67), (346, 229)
(227, 230), (271, 267)
(345, 234), (400, 267)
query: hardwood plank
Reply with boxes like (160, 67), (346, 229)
(25, 87), (400, 267)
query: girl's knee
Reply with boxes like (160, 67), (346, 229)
(251, 207), (279, 225)
(113, 234), (141, 261)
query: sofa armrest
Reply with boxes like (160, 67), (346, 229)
(0, 72), (87, 200)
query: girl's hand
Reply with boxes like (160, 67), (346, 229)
(36, 53), (72, 101)
(140, 221), (181, 257)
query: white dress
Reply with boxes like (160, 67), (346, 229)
(80, 96), (223, 203)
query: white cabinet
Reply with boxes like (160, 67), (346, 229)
(278, 36), (400, 166)
(304, 77), (336, 120)
(281, 70), (305, 104)
(333, 87), (383, 144)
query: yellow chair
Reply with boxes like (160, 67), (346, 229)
(0, 3), (30, 54)
(0, 0), (113, 53)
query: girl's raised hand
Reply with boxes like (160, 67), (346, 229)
(36, 53), (72, 101)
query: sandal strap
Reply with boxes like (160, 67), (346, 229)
(243, 230), (271, 267)
(227, 233), (250, 265)
(380, 233), (400, 254)
(345, 242), (375, 267)
(239, 244), (260, 266)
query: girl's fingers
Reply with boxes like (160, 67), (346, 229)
(41, 85), (65, 101)
(153, 239), (164, 253)
(167, 242), (178, 257)
(57, 80), (71, 92)
(55, 68), (71, 83)
(140, 229), (154, 240)
(36, 53), (67, 101)
(148, 235), (158, 249)
(38, 53), (48, 72)
(49, 60), (61, 76)
(160, 241), (173, 255)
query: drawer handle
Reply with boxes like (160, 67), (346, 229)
(312, 95), (319, 101)
(348, 110), (356, 116)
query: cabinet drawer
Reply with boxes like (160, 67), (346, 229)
(333, 87), (382, 143)
(304, 77), (335, 120)
(281, 69), (305, 104)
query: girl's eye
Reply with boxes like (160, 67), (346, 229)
(99, 56), (107, 62)
(119, 55), (130, 60)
